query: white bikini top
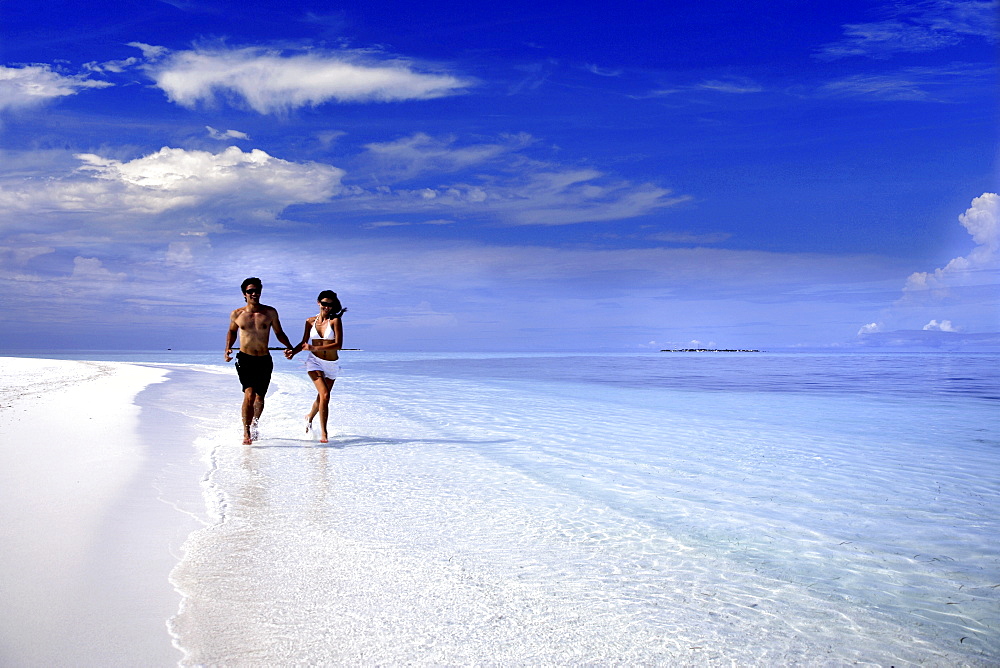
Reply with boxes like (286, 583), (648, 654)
(309, 317), (336, 341)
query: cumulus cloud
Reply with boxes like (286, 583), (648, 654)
(141, 45), (472, 114)
(0, 65), (111, 112)
(815, 0), (998, 60)
(859, 193), (999, 346)
(905, 192), (999, 292)
(70, 256), (126, 282)
(0, 146), (344, 229)
(923, 318), (959, 331)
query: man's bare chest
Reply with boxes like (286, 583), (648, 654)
(238, 311), (272, 330)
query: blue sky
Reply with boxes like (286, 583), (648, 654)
(1, 0), (997, 351)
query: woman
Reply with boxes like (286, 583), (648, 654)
(287, 290), (346, 443)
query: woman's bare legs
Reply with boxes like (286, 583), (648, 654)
(307, 370), (335, 442)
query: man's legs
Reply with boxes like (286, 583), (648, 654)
(242, 387), (263, 444)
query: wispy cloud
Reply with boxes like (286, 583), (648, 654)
(815, 0), (998, 60)
(0, 65), (111, 112)
(647, 231), (732, 244)
(357, 133), (533, 183)
(696, 78), (764, 94)
(338, 132), (689, 225)
(637, 76), (764, 100)
(338, 166), (688, 226)
(140, 44), (473, 113)
(206, 126), (250, 141)
(585, 64), (623, 77)
(508, 59), (559, 94)
(818, 64), (993, 101)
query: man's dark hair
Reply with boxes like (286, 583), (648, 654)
(241, 277), (262, 293)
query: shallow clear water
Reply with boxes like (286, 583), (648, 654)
(12, 350), (998, 663)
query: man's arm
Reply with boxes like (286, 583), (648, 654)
(270, 310), (294, 351)
(225, 310), (239, 362)
(286, 319), (311, 359)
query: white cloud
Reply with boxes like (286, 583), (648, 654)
(362, 220), (411, 229)
(815, 0), (998, 60)
(858, 322), (882, 334)
(0, 146), (344, 229)
(335, 132), (689, 225)
(341, 167), (688, 226)
(142, 45), (472, 114)
(697, 78), (763, 94)
(585, 64), (623, 77)
(648, 231), (732, 244)
(817, 20), (960, 60)
(165, 238), (212, 267)
(128, 42), (169, 60)
(859, 193), (1000, 341)
(316, 130), (347, 148)
(206, 126), (250, 140)
(818, 64), (992, 101)
(508, 60), (558, 95)
(0, 225), (912, 349)
(637, 77), (764, 100)
(0, 65), (111, 112)
(905, 192), (999, 291)
(70, 256), (126, 282)
(84, 57), (142, 74)
(358, 132), (532, 183)
(923, 319), (959, 331)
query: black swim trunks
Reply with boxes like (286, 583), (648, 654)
(235, 352), (273, 396)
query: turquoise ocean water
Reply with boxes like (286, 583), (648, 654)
(10, 350), (999, 664)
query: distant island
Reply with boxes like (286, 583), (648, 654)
(660, 348), (761, 353)
(237, 347), (365, 351)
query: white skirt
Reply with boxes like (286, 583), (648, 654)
(304, 354), (340, 379)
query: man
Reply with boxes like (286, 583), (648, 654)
(225, 277), (293, 444)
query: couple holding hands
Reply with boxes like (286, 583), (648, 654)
(224, 277), (345, 445)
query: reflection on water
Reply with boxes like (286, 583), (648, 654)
(144, 353), (999, 664)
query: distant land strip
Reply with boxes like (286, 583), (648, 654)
(230, 347), (364, 351)
(660, 349), (761, 353)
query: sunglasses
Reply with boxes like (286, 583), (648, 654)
(245, 289), (261, 295)
(320, 301), (337, 308)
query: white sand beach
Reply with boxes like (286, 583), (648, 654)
(0, 357), (201, 666)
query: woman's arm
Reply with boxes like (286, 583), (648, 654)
(285, 318), (313, 358)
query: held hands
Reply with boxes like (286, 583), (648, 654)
(284, 346), (297, 360)
(225, 348), (233, 362)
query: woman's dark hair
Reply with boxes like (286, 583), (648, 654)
(317, 290), (347, 317)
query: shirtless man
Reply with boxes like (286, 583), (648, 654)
(225, 277), (293, 444)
